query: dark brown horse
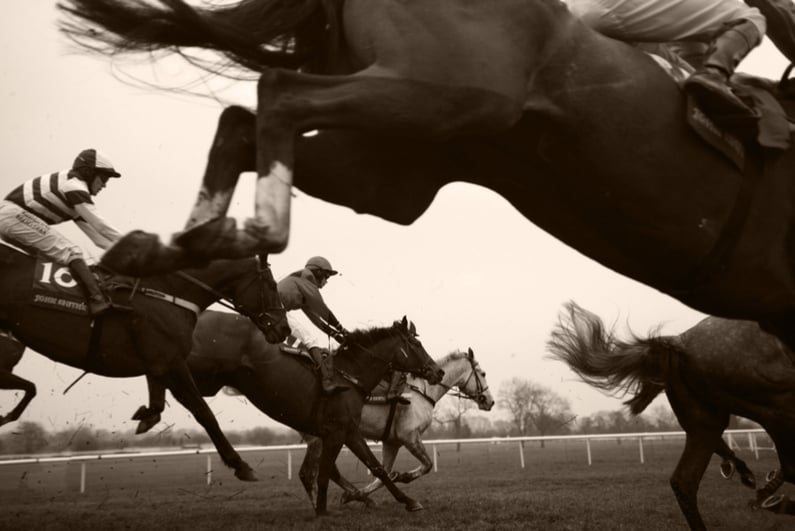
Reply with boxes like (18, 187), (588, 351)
(180, 310), (444, 515)
(57, 0), (795, 354)
(299, 348), (495, 507)
(547, 302), (795, 530)
(0, 240), (289, 481)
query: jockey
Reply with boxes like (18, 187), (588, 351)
(565, 0), (795, 124)
(0, 149), (125, 316)
(277, 256), (350, 394)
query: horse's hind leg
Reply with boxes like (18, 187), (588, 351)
(670, 430), (725, 531)
(158, 364), (256, 482)
(0, 372), (36, 426)
(0, 336), (35, 426)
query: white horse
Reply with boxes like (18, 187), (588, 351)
(299, 348), (494, 507)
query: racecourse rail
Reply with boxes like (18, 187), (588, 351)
(0, 429), (770, 494)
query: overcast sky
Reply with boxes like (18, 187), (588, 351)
(0, 5), (788, 438)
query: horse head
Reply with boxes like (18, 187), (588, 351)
(390, 316), (444, 385)
(219, 253), (290, 344)
(458, 347), (494, 411)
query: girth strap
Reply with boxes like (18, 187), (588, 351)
(138, 287), (200, 316)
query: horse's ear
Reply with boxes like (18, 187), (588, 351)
(467, 347), (474, 358)
(400, 315), (408, 328)
(409, 321), (416, 335)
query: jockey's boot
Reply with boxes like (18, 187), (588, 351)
(309, 347), (349, 394)
(385, 371), (410, 404)
(68, 258), (115, 316)
(684, 19), (762, 126)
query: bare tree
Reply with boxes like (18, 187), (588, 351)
(498, 378), (575, 441)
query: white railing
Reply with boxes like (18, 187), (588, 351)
(0, 428), (770, 493)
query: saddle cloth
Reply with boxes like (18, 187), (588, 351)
(31, 258), (89, 315)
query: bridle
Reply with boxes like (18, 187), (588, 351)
(442, 354), (490, 406)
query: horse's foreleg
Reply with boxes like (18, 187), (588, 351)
(345, 432), (423, 512)
(357, 439), (403, 497)
(391, 437), (433, 484)
(176, 68), (521, 261)
(104, 106), (258, 274)
(0, 372), (36, 427)
(715, 437), (756, 489)
(317, 432), (346, 516)
(132, 374), (166, 434)
(299, 435), (321, 509)
(162, 363), (256, 482)
(173, 106), (265, 259)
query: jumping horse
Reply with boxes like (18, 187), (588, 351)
(548, 301), (795, 530)
(173, 310), (444, 515)
(299, 347), (495, 507)
(0, 239), (289, 481)
(58, 0), (795, 355)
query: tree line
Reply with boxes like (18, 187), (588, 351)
(0, 377), (758, 456)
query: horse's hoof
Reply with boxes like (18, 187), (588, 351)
(234, 465), (258, 482)
(135, 418), (159, 435)
(761, 494), (786, 513)
(172, 217), (236, 258)
(405, 500), (424, 512)
(720, 461), (735, 479)
(131, 406), (148, 421)
(766, 469), (780, 482)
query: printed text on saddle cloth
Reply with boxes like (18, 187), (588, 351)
(31, 259), (88, 315)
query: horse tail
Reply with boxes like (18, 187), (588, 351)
(547, 301), (683, 416)
(58, 0), (326, 73)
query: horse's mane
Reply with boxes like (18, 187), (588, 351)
(342, 322), (403, 351)
(439, 350), (468, 365)
(58, 0), (333, 77)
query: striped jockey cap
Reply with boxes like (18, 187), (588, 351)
(72, 148), (121, 178)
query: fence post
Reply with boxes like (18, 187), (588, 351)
(80, 462), (86, 494)
(433, 444), (438, 473)
(519, 441), (525, 469)
(206, 455), (213, 486)
(638, 437), (645, 464)
(287, 449), (292, 480)
(750, 433), (759, 459)
(586, 439), (592, 466)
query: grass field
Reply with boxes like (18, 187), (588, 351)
(0, 438), (789, 530)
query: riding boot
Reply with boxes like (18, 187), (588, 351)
(385, 371), (410, 404)
(68, 258), (114, 316)
(684, 19), (762, 126)
(308, 347), (349, 394)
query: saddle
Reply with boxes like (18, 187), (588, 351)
(646, 44), (793, 169)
